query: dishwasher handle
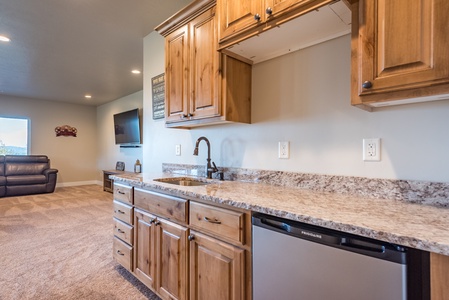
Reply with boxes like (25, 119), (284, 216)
(256, 216), (341, 245)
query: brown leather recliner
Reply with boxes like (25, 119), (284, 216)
(0, 155), (58, 197)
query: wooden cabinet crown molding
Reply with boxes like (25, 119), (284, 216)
(155, 0), (216, 37)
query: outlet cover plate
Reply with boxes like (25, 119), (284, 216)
(363, 138), (380, 161)
(175, 144), (181, 156)
(278, 141), (290, 159)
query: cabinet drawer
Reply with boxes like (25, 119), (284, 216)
(113, 237), (133, 271)
(190, 202), (245, 245)
(114, 183), (133, 205)
(113, 218), (133, 245)
(113, 200), (133, 224)
(134, 188), (187, 223)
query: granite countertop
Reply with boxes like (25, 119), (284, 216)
(111, 172), (449, 256)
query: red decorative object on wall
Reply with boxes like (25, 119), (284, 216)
(55, 125), (77, 137)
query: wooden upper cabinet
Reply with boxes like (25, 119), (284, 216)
(156, 1), (251, 128)
(189, 7), (221, 120)
(218, 0), (335, 47)
(218, 0), (262, 43)
(351, 0), (449, 109)
(165, 24), (189, 123)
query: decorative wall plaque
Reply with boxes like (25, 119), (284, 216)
(55, 125), (77, 137)
(152, 73), (165, 120)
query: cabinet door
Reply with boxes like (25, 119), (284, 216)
(189, 7), (221, 120)
(189, 231), (245, 300)
(133, 209), (157, 289)
(355, 0), (449, 98)
(267, 0), (330, 19)
(218, 0), (262, 42)
(156, 219), (188, 300)
(165, 24), (189, 122)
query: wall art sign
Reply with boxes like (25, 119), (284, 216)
(152, 73), (165, 120)
(55, 125), (77, 137)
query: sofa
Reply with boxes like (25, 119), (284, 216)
(0, 155), (58, 197)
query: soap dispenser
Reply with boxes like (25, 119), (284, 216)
(134, 159), (142, 173)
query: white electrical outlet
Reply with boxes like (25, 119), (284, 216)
(363, 138), (380, 161)
(278, 141), (290, 159)
(175, 144), (181, 156)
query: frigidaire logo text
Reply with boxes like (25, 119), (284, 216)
(301, 230), (322, 239)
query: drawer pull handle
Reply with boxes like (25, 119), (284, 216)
(116, 250), (125, 256)
(117, 229), (125, 233)
(118, 191), (125, 195)
(204, 216), (221, 224)
(116, 210), (125, 214)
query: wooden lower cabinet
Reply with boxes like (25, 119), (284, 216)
(133, 208), (188, 300)
(134, 209), (157, 289)
(189, 231), (245, 300)
(431, 252), (449, 300)
(156, 218), (189, 300)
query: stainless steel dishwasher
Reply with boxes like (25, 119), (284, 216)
(252, 213), (408, 300)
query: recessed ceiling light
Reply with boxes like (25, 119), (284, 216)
(0, 35), (11, 42)
(85, 95), (92, 99)
(131, 70), (141, 74)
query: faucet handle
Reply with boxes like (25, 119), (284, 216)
(211, 162), (224, 181)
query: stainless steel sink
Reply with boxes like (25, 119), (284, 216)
(153, 177), (210, 186)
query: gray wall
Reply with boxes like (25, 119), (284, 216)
(143, 32), (449, 183)
(0, 94), (98, 185)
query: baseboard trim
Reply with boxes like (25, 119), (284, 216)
(56, 180), (102, 188)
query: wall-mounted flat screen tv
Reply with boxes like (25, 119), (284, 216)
(113, 108), (141, 145)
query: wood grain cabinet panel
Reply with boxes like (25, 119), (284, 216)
(351, 0), (449, 108)
(113, 218), (133, 245)
(133, 209), (157, 289)
(189, 231), (245, 300)
(113, 237), (133, 271)
(190, 201), (245, 245)
(165, 24), (189, 123)
(156, 218), (189, 300)
(113, 182), (134, 205)
(157, 3), (251, 128)
(113, 200), (133, 224)
(431, 252), (449, 300)
(217, 0), (334, 48)
(134, 188), (187, 224)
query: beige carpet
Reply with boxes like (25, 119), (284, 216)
(0, 185), (160, 300)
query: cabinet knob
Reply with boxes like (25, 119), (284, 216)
(362, 81), (373, 89)
(266, 7), (273, 15)
(187, 113), (193, 119)
(188, 235), (195, 241)
(254, 14), (261, 21)
(180, 114), (188, 120)
(154, 220), (161, 226)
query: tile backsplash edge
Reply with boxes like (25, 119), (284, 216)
(162, 163), (449, 207)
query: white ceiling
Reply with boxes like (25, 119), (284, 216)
(0, 0), (191, 106)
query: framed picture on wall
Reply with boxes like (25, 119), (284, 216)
(116, 161), (125, 171)
(152, 73), (165, 120)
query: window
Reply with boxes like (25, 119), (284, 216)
(0, 117), (29, 155)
